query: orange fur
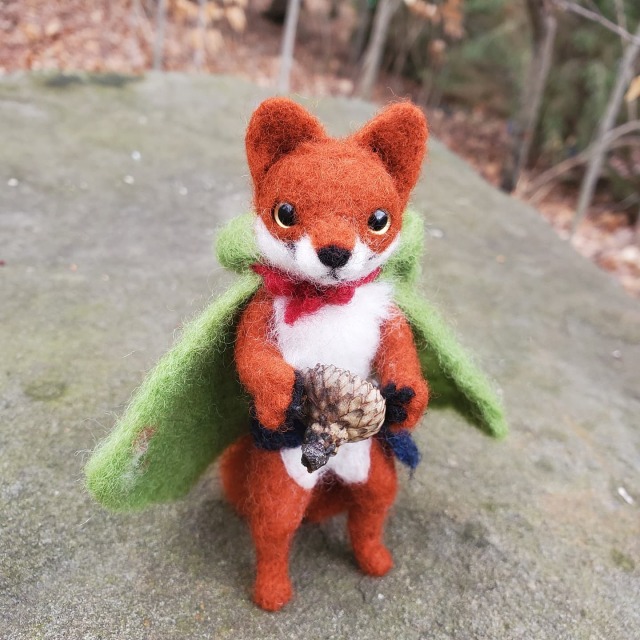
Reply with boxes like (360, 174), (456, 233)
(245, 97), (428, 257)
(220, 438), (397, 610)
(374, 309), (430, 430)
(223, 98), (429, 610)
(234, 289), (295, 429)
(221, 436), (311, 611)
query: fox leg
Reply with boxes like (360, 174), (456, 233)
(223, 441), (312, 611)
(305, 476), (349, 523)
(346, 439), (398, 577)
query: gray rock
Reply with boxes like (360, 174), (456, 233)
(1, 73), (638, 640)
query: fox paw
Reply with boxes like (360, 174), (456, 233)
(253, 575), (293, 612)
(354, 542), (394, 577)
(380, 382), (415, 426)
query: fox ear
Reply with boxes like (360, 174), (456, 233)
(246, 97), (326, 186)
(352, 102), (428, 202)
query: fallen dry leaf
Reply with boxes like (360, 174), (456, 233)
(225, 5), (246, 33)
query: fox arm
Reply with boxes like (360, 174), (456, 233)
(235, 290), (297, 430)
(374, 308), (429, 431)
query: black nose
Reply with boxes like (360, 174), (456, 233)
(317, 245), (351, 269)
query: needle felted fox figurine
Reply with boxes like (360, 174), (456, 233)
(85, 98), (506, 612)
(222, 98), (430, 610)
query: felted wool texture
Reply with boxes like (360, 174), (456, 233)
(234, 288), (299, 430)
(350, 101), (429, 206)
(271, 280), (395, 380)
(85, 272), (260, 511)
(215, 212), (259, 273)
(379, 427), (421, 470)
(220, 435), (398, 609)
(374, 310), (429, 431)
(245, 97), (327, 187)
(381, 207), (423, 284)
(246, 98), (427, 209)
(252, 262), (382, 324)
(220, 435), (313, 611)
(251, 141), (402, 253)
(383, 211), (506, 437)
(245, 99), (428, 279)
(395, 282), (508, 439)
(243, 102), (418, 442)
(304, 478), (351, 523)
(216, 208), (422, 279)
(280, 439), (373, 490)
(252, 216), (395, 287)
(346, 438), (398, 577)
(86, 208), (506, 513)
(218, 208), (506, 436)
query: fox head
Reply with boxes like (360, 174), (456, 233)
(245, 98), (428, 285)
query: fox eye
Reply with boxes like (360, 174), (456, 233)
(273, 202), (297, 228)
(368, 209), (390, 234)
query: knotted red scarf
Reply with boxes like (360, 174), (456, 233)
(252, 263), (381, 325)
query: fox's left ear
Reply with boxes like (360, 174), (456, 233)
(352, 101), (428, 203)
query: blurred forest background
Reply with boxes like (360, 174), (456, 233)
(1, 0), (639, 295)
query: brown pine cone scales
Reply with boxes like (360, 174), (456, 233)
(300, 364), (386, 472)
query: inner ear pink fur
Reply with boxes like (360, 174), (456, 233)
(351, 102), (428, 202)
(245, 97), (327, 187)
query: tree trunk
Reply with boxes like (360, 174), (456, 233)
(500, 0), (557, 192)
(613, 0), (637, 121)
(573, 20), (640, 233)
(391, 19), (424, 80)
(523, 121), (640, 202)
(277, 0), (302, 94)
(152, 0), (168, 70)
(193, 0), (207, 71)
(355, 0), (400, 100)
(350, 0), (374, 65)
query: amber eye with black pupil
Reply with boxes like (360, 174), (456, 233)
(274, 202), (297, 228)
(368, 209), (390, 234)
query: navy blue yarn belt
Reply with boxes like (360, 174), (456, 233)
(249, 416), (421, 470)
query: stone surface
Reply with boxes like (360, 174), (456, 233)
(1, 73), (638, 640)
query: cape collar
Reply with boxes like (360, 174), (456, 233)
(252, 263), (381, 325)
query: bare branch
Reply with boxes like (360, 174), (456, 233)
(131, 0), (155, 46)
(603, 118), (640, 141)
(277, 0), (303, 93)
(573, 21), (640, 232)
(193, 0), (207, 71)
(525, 138), (640, 203)
(153, 0), (168, 71)
(356, 0), (402, 99)
(612, 0), (628, 38)
(552, 0), (640, 46)
(523, 120), (640, 200)
(501, 3), (557, 192)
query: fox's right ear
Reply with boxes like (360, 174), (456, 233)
(246, 98), (326, 186)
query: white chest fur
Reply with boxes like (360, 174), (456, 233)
(272, 280), (394, 487)
(272, 280), (395, 379)
(281, 440), (372, 490)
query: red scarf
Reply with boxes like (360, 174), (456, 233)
(252, 263), (381, 325)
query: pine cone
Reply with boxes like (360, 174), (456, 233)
(300, 364), (386, 473)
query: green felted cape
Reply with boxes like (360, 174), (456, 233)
(85, 210), (506, 511)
